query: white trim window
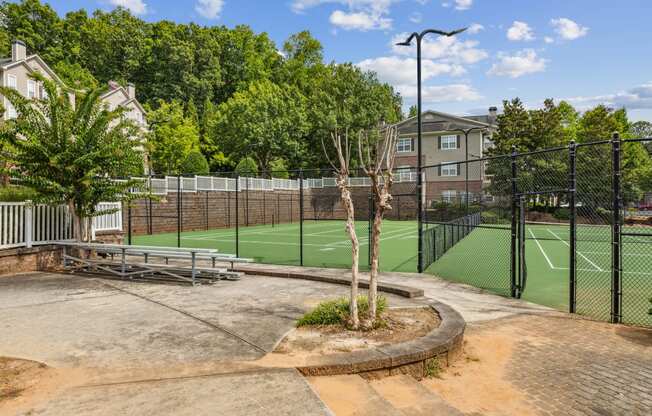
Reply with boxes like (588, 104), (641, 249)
(396, 137), (414, 153)
(5, 100), (17, 119)
(440, 134), (458, 150)
(27, 80), (37, 99)
(442, 190), (457, 203)
(39, 83), (48, 100)
(440, 163), (458, 177)
(6, 74), (17, 90)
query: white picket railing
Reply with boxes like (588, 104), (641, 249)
(132, 171), (417, 195)
(1, 201), (123, 249)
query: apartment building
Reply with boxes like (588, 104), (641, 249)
(1, 40), (148, 171)
(394, 108), (498, 202)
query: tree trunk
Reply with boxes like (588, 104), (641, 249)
(366, 175), (392, 328)
(338, 175), (359, 329)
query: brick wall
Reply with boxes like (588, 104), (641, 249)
(0, 245), (62, 276)
(124, 182), (421, 235)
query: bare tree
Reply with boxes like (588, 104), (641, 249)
(358, 125), (399, 327)
(321, 128), (361, 329)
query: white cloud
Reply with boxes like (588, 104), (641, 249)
(454, 0), (473, 10)
(107, 0), (147, 15)
(507, 21), (535, 41)
(391, 33), (488, 64)
(467, 23), (484, 34)
(330, 10), (391, 30)
(195, 0), (224, 19)
(409, 12), (422, 23)
(544, 36), (554, 44)
(357, 56), (465, 85)
(291, 0), (397, 30)
(488, 49), (546, 78)
(397, 83), (482, 103)
(566, 82), (652, 111)
(550, 18), (589, 40)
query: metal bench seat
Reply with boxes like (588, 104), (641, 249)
(57, 242), (243, 286)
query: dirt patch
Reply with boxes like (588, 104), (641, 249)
(276, 307), (440, 355)
(421, 320), (538, 416)
(0, 357), (49, 402)
(0, 357), (91, 415)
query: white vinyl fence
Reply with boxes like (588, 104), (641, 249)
(0, 201), (123, 249)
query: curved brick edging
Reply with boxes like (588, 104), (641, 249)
(295, 301), (465, 379)
(233, 266), (424, 298)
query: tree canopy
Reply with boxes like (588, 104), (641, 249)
(0, 0), (401, 173)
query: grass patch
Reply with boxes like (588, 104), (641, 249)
(297, 295), (387, 327)
(424, 357), (442, 378)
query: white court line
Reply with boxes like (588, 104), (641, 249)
(547, 229), (604, 272)
(581, 251), (652, 257)
(550, 266), (652, 277)
(528, 229), (555, 269)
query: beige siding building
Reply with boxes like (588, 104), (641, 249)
(0, 40), (148, 171)
(394, 109), (497, 202)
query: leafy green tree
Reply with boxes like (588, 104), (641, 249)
(235, 157), (258, 177)
(210, 79), (308, 172)
(52, 61), (98, 90)
(630, 121), (652, 140)
(269, 158), (289, 178)
(146, 100), (200, 174)
(0, 75), (144, 241)
(180, 151), (209, 175)
(408, 105), (418, 118)
(0, 0), (64, 63)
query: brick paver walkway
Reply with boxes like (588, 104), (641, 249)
(477, 314), (652, 416)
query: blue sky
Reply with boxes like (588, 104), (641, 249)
(46, 0), (652, 121)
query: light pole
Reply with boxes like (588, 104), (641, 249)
(396, 27), (467, 273)
(449, 127), (486, 213)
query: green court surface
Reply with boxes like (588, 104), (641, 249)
(133, 219), (651, 324)
(428, 221), (652, 325)
(133, 220), (418, 272)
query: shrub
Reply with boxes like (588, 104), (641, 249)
(297, 296), (387, 327)
(180, 151), (209, 175)
(270, 159), (289, 179)
(553, 208), (571, 221)
(0, 186), (39, 202)
(235, 157), (258, 177)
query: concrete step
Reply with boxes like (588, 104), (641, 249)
(369, 374), (464, 416)
(308, 375), (403, 416)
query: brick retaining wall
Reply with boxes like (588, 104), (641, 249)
(124, 183), (418, 236)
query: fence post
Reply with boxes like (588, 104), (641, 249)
(417, 167), (424, 273)
(611, 132), (622, 324)
(568, 140), (577, 313)
(510, 145), (518, 298)
(235, 173), (239, 258)
(177, 174), (181, 248)
(25, 201), (33, 248)
(299, 169), (304, 266)
(127, 201), (132, 245)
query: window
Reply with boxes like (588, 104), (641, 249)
(396, 138), (413, 153)
(39, 83), (48, 100)
(6, 74), (17, 90)
(27, 80), (36, 99)
(440, 134), (458, 150)
(442, 190), (456, 203)
(5, 101), (17, 119)
(396, 166), (415, 182)
(440, 163), (458, 177)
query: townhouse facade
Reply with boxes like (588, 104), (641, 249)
(1, 40), (148, 171)
(394, 109), (497, 203)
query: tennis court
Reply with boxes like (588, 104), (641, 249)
(428, 221), (652, 323)
(133, 220), (418, 272)
(133, 217), (651, 323)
